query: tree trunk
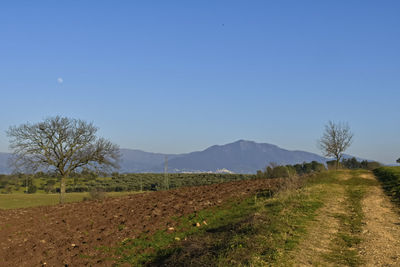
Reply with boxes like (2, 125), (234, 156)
(336, 158), (340, 170)
(60, 175), (66, 204)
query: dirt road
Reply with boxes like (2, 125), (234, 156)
(359, 172), (400, 266)
(290, 170), (400, 266)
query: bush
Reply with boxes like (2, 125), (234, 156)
(342, 157), (381, 170)
(258, 161), (326, 178)
(373, 167), (400, 206)
(27, 184), (37, 194)
(89, 188), (106, 200)
(1, 185), (13, 194)
(44, 185), (56, 193)
(66, 186), (89, 193)
(114, 185), (127, 192)
(326, 160), (339, 170)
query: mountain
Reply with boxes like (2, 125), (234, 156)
(158, 140), (326, 173)
(0, 140), (365, 174)
(0, 153), (10, 174)
(119, 149), (179, 172)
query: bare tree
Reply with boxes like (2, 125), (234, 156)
(7, 116), (120, 203)
(318, 121), (353, 169)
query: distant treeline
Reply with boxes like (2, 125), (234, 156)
(0, 172), (256, 194)
(256, 157), (382, 179)
(327, 157), (381, 170)
(256, 161), (326, 179)
(66, 173), (257, 193)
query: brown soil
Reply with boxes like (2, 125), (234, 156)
(0, 178), (281, 266)
(359, 173), (400, 266)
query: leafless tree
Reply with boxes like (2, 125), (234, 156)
(7, 116), (120, 203)
(318, 121), (353, 169)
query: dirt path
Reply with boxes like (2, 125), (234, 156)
(359, 173), (400, 266)
(290, 171), (400, 266)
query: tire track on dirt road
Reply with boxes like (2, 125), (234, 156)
(359, 173), (400, 266)
(289, 171), (400, 266)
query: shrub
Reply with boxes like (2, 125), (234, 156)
(258, 161), (326, 178)
(342, 157), (381, 170)
(373, 167), (400, 206)
(1, 185), (13, 194)
(27, 184), (37, 194)
(327, 160), (339, 170)
(89, 188), (106, 200)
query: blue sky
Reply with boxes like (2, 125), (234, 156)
(0, 1), (399, 164)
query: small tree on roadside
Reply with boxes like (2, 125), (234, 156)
(7, 116), (120, 203)
(318, 121), (353, 170)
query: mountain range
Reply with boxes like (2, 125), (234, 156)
(0, 152), (9, 174)
(0, 140), (340, 174)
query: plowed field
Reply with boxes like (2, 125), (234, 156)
(0, 178), (282, 266)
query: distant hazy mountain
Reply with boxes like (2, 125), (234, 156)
(0, 140), (367, 174)
(0, 153), (10, 174)
(119, 149), (179, 172)
(159, 140), (326, 173)
(118, 140), (327, 173)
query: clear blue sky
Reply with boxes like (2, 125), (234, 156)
(0, 1), (399, 164)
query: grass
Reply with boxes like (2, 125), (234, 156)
(0, 191), (138, 209)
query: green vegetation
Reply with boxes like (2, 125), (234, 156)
(373, 166), (400, 206)
(332, 157), (381, 170)
(256, 161), (326, 178)
(0, 191), (137, 209)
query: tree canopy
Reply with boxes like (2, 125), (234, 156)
(318, 121), (353, 169)
(7, 116), (120, 202)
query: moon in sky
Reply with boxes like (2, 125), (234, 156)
(57, 77), (63, 84)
